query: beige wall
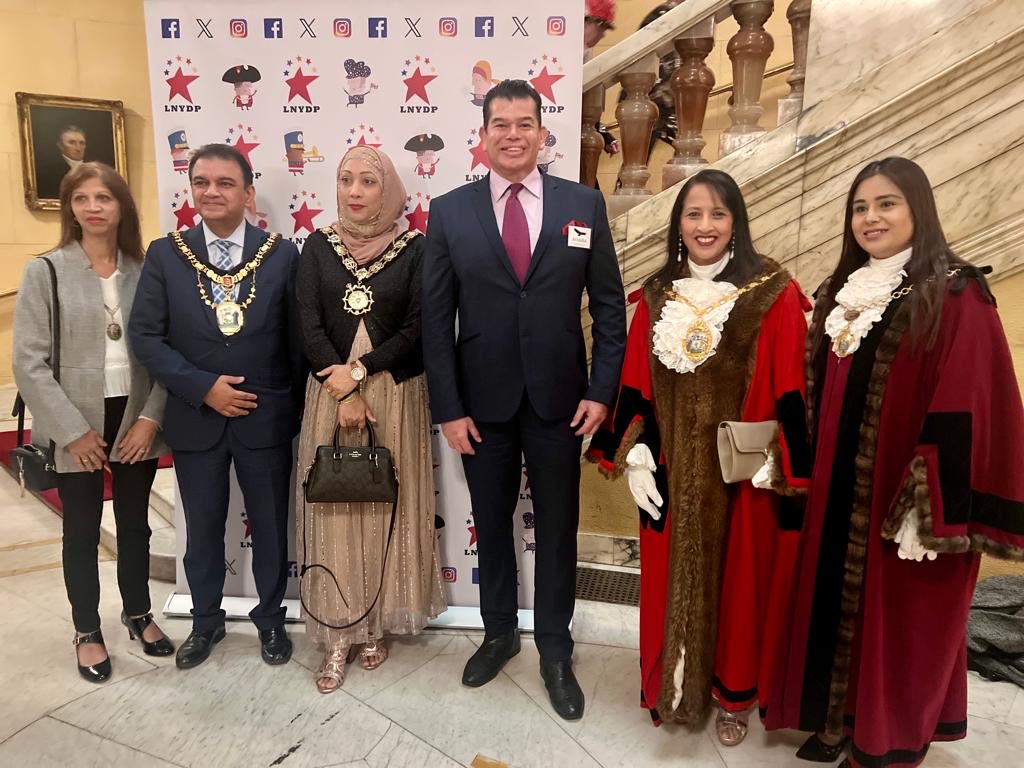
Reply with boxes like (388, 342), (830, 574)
(0, 0), (157, 385)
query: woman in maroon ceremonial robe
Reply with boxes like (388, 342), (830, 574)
(588, 169), (811, 744)
(764, 157), (1024, 768)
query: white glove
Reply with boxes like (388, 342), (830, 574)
(894, 507), (938, 562)
(751, 451), (775, 490)
(626, 443), (664, 521)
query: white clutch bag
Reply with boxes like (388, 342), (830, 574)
(717, 420), (777, 483)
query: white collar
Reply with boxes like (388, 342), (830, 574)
(489, 167), (543, 203)
(202, 219), (247, 251)
(866, 246), (913, 278)
(687, 250), (733, 281)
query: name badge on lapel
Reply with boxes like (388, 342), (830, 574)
(563, 220), (592, 249)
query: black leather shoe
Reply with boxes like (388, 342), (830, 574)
(175, 626), (226, 669)
(259, 626), (293, 665)
(121, 611), (175, 657)
(74, 630), (111, 683)
(540, 658), (585, 720)
(462, 629), (520, 687)
(796, 733), (849, 762)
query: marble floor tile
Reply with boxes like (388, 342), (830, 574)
(0, 482), (63, 546)
(967, 670), (1020, 722)
(0, 536), (68, 578)
(572, 599), (639, 650)
(705, 715), (811, 768)
(363, 722), (462, 768)
(365, 635), (604, 768)
(923, 715), (1024, 767)
(52, 644), (396, 768)
(1007, 687), (1024, 728)
(0, 716), (183, 768)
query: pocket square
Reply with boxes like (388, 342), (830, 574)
(562, 219), (588, 235)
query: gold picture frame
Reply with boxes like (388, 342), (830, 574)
(16, 92), (128, 211)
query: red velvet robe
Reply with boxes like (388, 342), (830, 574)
(589, 270), (810, 724)
(764, 275), (1024, 767)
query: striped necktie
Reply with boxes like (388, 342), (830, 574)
(210, 239), (234, 303)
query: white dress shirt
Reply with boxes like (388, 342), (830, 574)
(489, 167), (543, 255)
(100, 271), (130, 397)
(202, 219), (247, 269)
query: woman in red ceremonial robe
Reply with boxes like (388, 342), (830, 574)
(763, 157), (1024, 768)
(588, 169), (811, 745)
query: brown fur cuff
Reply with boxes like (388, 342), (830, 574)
(599, 418), (645, 480)
(767, 430), (809, 497)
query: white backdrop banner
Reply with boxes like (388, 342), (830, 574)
(143, 0), (584, 618)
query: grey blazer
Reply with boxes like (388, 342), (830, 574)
(12, 243), (168, 473)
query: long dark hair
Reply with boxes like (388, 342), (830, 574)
(809, 157), (968, 356)
(54, 162), (144, 261)
(646, 169), (766, 292)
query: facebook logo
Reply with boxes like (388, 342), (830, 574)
(368, 17), (388, 38)
(160, 19), (180, 38)
(474, 17), (494, 37)
(263, 18), (283, 38)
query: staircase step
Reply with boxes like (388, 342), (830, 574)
(149, 466), (177, 525)
(99, 498), (176, 583)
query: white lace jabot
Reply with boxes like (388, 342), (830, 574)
(825, 247), (913, 357)
(653, 276), (738, 374)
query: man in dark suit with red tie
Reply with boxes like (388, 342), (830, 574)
(422, 80), (626, 720)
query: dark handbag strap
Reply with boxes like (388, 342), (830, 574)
(14, 257), (59, 450)
(298, 481), (399, 631)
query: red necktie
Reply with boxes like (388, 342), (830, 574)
(502, 182), (531, 283)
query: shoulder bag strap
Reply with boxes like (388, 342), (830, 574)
(13, 258), (60, 450)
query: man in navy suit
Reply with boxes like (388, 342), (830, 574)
(129, 144), (302, 669)
(422, 80), (626, 720)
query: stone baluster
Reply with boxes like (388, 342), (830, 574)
(777, 0), (812, 123)
(662, 18), (716, 189)
(608, 53), (660, 219)
(580, 85), (606, 188)
(719, 0), (775, 156)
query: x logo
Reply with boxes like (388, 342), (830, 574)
(404, 17), (422, 38)
(512, 16), (529, 36)
(224, 558), (237, 575)
(300, 17), (316, 38)
(196, 18), (213, 38)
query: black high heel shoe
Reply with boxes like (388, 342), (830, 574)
(73, 630), (111, 683)
(121, 611), (175, 657)
(796, 733), (849, 762)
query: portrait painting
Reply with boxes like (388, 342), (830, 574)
(16, 92), (128, 210)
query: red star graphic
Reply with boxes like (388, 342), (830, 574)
(530, 66), (565, 104)
(243, 517), (253, 538)
(229, 134), (260, 166)
(285, 67), (319, 103)
(291, 200), (323, 234)
(355, 134), (382, 149)
(174, 200), (197, 229)
(468, 525), (477, 546)
(405, 203), (429, 234)
(469, 140), (492, 171)
(166, 67), (199, 103)
(403, 67), (437, 104)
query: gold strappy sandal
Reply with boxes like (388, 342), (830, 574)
(315, 642), (355, 693)
(358, 640), (388, 671)
(715, 708), (749, 746)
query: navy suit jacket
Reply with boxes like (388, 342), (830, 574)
(128, 223), (303, 452)
(422, 172), (626, 424)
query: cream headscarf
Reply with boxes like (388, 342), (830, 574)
(332, 146), (408, 265)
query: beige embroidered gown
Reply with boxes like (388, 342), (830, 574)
(296, 322), (446, 648)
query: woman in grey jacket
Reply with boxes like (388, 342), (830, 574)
(13, 163), (174, 682)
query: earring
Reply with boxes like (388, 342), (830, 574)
(729, 233), (736, 253)
(677, 234), (684, 263)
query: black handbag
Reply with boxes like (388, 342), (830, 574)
(299, 422), (400, 630)
(11, 257), (59, 493)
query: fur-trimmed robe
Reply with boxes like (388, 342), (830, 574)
(764, 272), (1024, 768)
(588, 261), (810, 724)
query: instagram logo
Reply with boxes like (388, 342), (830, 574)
(333, 18), (351, 37)
(438, 17), (457, 37)
(229, 18), (248, 38)
(547, 16), (566, 36)
(441, 567), (457, 582)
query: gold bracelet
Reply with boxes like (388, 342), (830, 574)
(336, 389), (358, 405)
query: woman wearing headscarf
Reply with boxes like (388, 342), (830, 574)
(295, 146), (446, 693)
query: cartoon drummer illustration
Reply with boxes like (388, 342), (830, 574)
(537, 133), (563, 172)
(404, 133), (444, 179)
(222, 64), (261, 110)
(168, 130), (190, 173)
(344, 59), (374, 106)
(285, 131), (305, 175)
(470, 60), (500, 106)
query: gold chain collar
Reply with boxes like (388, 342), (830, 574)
(171, 230), (280, 290)
(665, 270), (779, 316)
(320, 227), (417, 282)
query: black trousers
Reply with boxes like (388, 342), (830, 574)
(56, 396), (158, 633)
(173, 429), (292, 633)
(461, 395), (582, 660)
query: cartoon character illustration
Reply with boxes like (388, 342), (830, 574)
(168, 130), (190, 173)
(344, 59), (373, 106)
(245, 198), (269, 230)
(537, 133), (563, 172)
(222, 64), (261, 110)
(404, 133), (444, 179)
(470, 60), (500, 107)
(285, 131), (305, 174)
